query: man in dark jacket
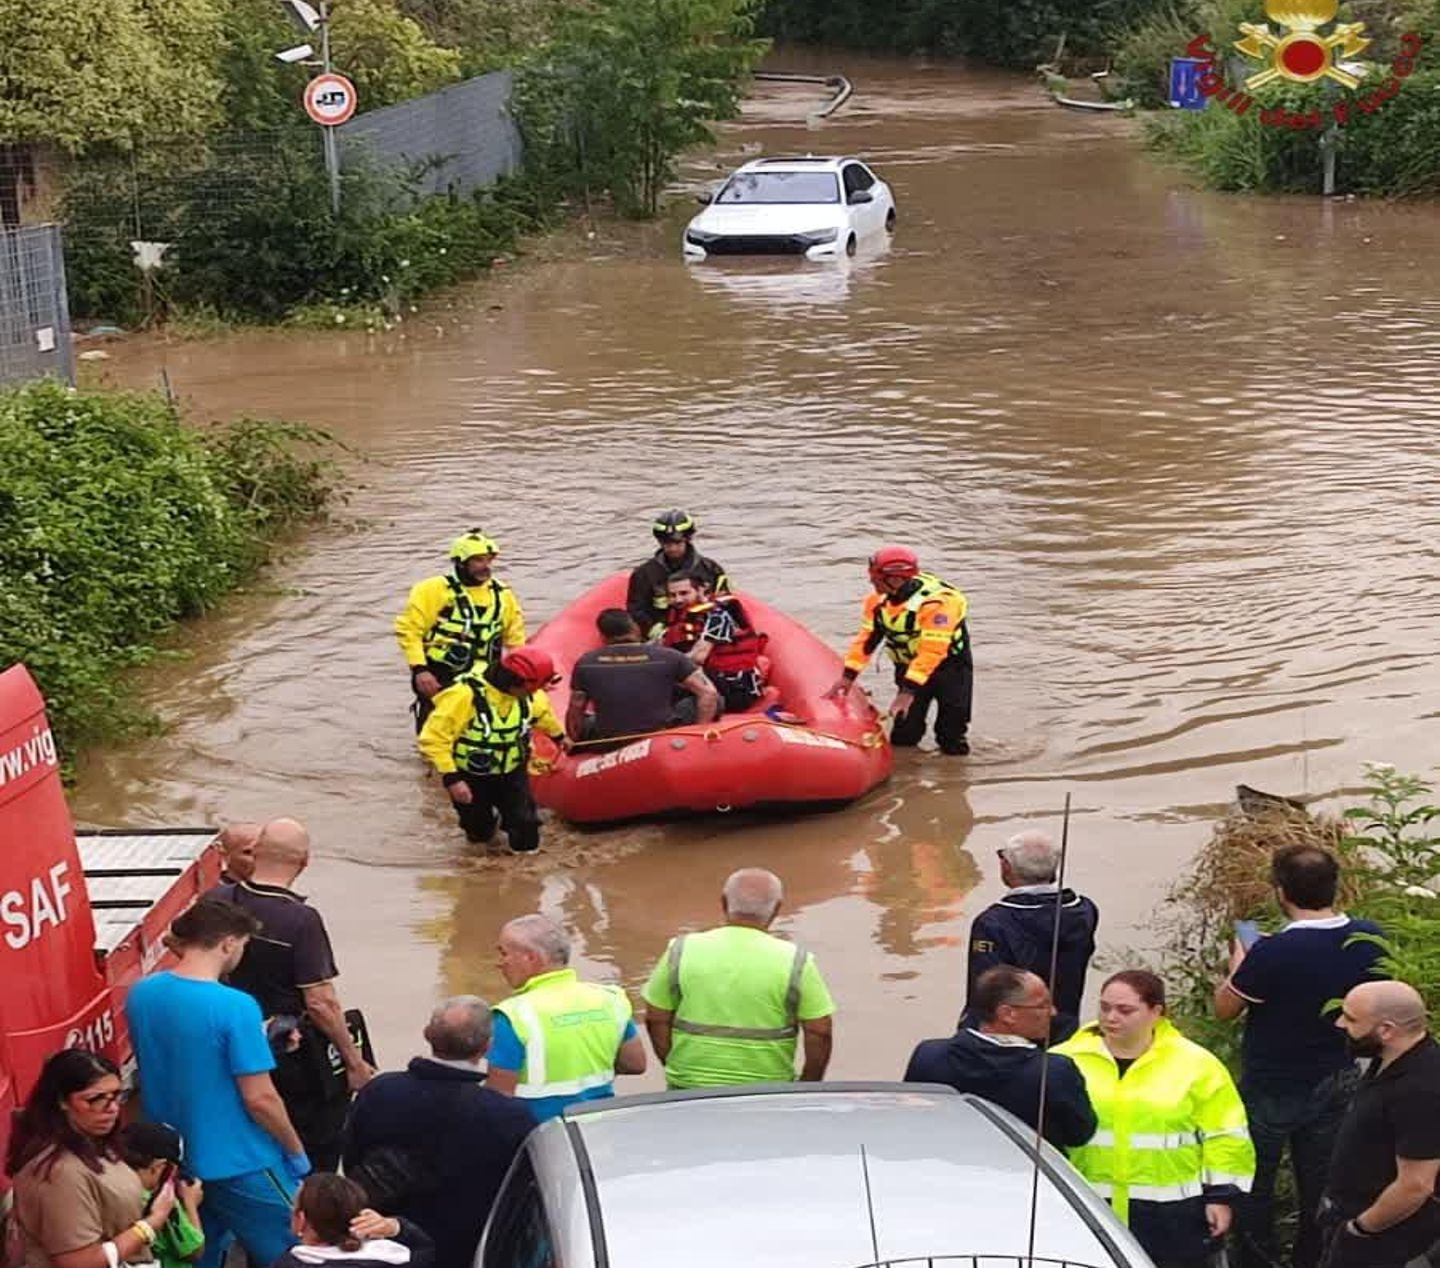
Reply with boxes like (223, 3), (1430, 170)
(906, 966), (1096, 1149)
(343, 997), (533, 1268)
(964, 829), (1099, 1040)
(625, 509), (728, 636)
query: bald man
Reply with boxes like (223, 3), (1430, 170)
(212, 818), (375, 1170)
(217, 821), (261, 883)
(642, 868), (834, 1088)
(1320, 981), (1440, 1268)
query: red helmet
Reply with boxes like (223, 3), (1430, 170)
(868, 545), (920, 587)
(501, 646), (558, 690)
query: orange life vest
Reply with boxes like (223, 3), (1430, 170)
(663, 596), (765, 674)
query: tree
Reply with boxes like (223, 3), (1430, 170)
(330, 0), (464, 108)
(520, 0), (766, 216)
(0, 0), (223, 223)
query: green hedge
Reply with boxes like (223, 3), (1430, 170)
(0, 382), (339, 761)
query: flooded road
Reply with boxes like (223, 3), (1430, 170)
(78, 55), (1440, 1076)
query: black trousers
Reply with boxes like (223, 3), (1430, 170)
(411, 663), (459, 733)
(1238, 1075), (1353, 1268)
(451, 769), (541, 852)
(891, 651), (973, 753)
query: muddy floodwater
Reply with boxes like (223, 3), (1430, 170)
(76, 54), (1440, 1077)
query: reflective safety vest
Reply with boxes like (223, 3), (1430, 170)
(662, 596), (765, 674)
(493, 968), (632, 1103)
(424, 577), (512, 674)
(1053, 1018), (1255, 1225)
(875, 572), (967, 667)
(452, 677), (533, 775)
(661, 926), (812, 1087)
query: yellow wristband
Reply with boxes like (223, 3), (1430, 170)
(133, 1220), (157, 1245)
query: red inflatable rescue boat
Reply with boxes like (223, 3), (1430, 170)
(529, 574), (892, 824)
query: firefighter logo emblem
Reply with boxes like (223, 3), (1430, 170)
(1235, 0), (1370, 89)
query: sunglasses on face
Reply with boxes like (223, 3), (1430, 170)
(77, 1089), (129, 1109)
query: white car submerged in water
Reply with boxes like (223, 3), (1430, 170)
(683, 156), (896, 262)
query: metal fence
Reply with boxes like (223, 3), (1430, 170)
(338, 69), (521, 196)
(0, 225), (74, 387)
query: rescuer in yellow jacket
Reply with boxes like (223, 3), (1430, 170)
(1055, 970), (1255, 1268)
(826, 545), (973, 755)
(395, 529), (526, 729)
(417, 647), (566, 852)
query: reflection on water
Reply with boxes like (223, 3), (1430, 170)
(76, 53), (1440, 1076)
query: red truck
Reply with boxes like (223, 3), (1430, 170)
(0, 664), (220, 1171)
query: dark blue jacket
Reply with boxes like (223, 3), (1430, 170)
(904, 1029), (1097, 1149)
(342, 1059), (533, 1268)
(965, 888), (1099, 1040)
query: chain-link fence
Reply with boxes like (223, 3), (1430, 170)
(0, 225), (74, 387)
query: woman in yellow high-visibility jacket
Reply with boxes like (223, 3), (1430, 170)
(1056, 969), (1256, 1268)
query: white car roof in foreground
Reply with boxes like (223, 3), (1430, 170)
(549, 1084), (1142, 1268)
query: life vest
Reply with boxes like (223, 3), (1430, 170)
(874, 572), (967, 666)
(423, 576), (510, 674)
(660, 926), (813, 1089)
(452, 677), (533, 775)
(639, 552), (727, 621)
(663, 595), (765, 674)
(492, 968), (633, 1103)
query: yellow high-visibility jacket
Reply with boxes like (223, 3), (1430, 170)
(395, 574), (525, 675)
(1055, 1018), (1254, 1237)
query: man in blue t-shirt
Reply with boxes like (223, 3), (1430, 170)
(1214, 845), (1386, 1268)
(126, 898), (311, 1268)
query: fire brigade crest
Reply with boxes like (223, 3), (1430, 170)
(1234, 0), (1370, 88)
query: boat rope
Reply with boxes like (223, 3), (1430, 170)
(527, 714), (888, 774)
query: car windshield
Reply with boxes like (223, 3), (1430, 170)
(716, 171), (840, 204)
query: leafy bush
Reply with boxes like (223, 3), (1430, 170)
(1117, 0), (1440, 195)
(517, 0), (768, 217)
(0, 382), (340, 760)
(62, 134), (555, 323)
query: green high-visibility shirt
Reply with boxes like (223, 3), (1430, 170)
(642, 924), (835, 1089)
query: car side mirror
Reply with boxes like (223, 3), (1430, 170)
(695, 191), (713, 206)
(848, 189), (874, 205)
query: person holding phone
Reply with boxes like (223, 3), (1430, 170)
(117, 1125), (204, 1268)
(1214, 845), (1388, 1268)
(7, 1050), (175, 1268)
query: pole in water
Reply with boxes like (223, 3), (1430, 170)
(1023, 790), (1073, 1267)
(319, 0), (341, 215)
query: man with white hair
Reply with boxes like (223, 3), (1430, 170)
(642, 868), (835, 1088)
(486, 914), (647, 1122)
(344, 996), (533, 1268)
(1319, 981), (1440, 1268)
(963, 829), (1098, 1041)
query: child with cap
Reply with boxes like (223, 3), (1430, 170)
(118, 1123), (206, 1268)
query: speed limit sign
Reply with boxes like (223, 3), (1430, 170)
(304, 73), (358, 126)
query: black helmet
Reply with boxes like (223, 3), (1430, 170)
(652, 509), (697, 542)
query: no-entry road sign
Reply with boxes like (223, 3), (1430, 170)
(304, 73), (358, 126)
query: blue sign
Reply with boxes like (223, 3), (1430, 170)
(1169, 58), (1209, 110)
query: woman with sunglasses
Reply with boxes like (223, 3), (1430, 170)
(416, 646), (569, 853)
(7, 1049), (177, 1268)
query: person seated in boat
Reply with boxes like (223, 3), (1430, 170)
(661, 572), (766, 714)
(567, 609), (719, 745)
(625, 510), (728, 638)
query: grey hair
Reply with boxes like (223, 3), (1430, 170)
(999, 830), (1060, 884)
(722, 868), (783, 923)
(502, 914), (572, 966)
(424, 995), (492, 1061)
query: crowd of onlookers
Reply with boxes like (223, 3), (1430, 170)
(4, 821), (1437, 1268)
